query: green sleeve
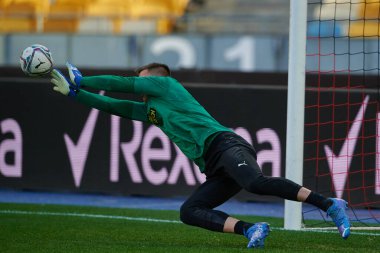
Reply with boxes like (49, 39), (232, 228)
(75, 89), (148, 122)
(80, 76), (168, 97)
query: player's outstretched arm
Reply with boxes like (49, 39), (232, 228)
(66, 62), (166, 97)
(66, 62), (138, 93)
(76, 89), (148, 122)
(50, 68), (147, 122)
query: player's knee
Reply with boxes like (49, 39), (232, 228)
(245, 174), (269, 194)
(180, 202), (194, 225)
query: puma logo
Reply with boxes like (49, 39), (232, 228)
(35, 58), (45, 69)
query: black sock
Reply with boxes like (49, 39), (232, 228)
(305, 192), (333, 212)
(234, 221), (254, 235)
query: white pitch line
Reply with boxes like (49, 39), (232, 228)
(0, 209), (181, 224)
(274, 227), (380, 237)
(1, 209), (380, 237)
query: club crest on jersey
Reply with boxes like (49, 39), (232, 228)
(148, 108), (163, 126)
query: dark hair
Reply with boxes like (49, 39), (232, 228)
(135, 62), (171, 76)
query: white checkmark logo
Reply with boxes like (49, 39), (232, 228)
(64, 91), (104, 187)
(324, 95), (369, 199)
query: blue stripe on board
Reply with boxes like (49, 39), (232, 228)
(0, 189), (283, 217)
(1, 189), (380, 224)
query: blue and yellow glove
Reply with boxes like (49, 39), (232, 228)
(50, 62), (82, 97)
(66, 62), (83, 86)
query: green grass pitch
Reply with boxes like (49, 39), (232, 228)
(0, 203), (379, 252)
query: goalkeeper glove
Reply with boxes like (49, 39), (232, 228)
(50, 69), (80, 97)
(66, 62), (83, 86)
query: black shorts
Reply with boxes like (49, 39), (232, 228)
(204, 131), (257, 178)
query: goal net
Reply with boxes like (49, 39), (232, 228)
(303, 0), (380, 229)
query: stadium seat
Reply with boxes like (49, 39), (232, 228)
(78, 17), (114, 34)
(84, 0), (189, 34)
(349, 0), (380, 37)
(86, 0), (130, 17)
(128, 0), (189, 18)
(349, 20), (380, 37)
(356, 0), (380, 19)
(43, 18), (79, 33)
(1, 0), (49, 14)
(0, 16), (35, 32)
(127, 0), (189, 34)
(43, 0), (91, 33)
(0, 0), (190, 33)
(0, 0), (49, 32)
(48, 0), (90, 15)
(118, 19), (156, 34)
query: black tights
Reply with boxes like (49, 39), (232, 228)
(180, 145), (302, 232)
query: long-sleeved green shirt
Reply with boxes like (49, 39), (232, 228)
(76, 75), (232, 171)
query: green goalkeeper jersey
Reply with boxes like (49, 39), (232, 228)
(76, 75), (232, 171)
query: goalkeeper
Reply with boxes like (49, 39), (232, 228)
(51, 62), (351, 248)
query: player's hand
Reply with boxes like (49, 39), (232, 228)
(66, 62), (83, 87)
(50, 69), (80, 97)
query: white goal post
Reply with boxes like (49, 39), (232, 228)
(284, 0), (308, 230)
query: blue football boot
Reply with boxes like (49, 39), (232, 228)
(327, 198), (351, 239)
(244, 222), (270, 249)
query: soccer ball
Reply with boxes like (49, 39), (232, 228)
(20, 44), (53, 77)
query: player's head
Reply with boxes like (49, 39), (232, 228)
(135, 62), (171, 77)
